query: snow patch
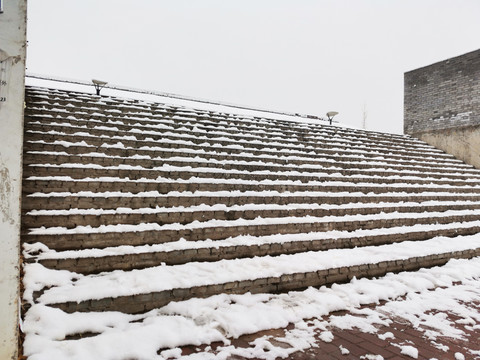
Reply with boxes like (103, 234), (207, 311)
(400, 345), (418, 358)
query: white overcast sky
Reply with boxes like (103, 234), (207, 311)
(26, 0), (480, 134)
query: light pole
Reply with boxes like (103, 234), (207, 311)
(326, 111), (339, 125)
(92, 79), (108, 95)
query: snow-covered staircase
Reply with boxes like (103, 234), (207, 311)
(22, 86), (480, 315)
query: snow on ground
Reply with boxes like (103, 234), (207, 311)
(22, 256), (480, 360)
(399, 345), (419, 358)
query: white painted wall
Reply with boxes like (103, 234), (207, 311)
(0, 0), (27, 358)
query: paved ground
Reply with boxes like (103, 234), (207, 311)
(178, 299), (480, 359)
(288, 307), (480, 359)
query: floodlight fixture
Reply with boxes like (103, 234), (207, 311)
(92, 79), (108, 95)
(326, 111), (339, 125)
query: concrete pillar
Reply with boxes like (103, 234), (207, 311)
(0, 0), (27, 358)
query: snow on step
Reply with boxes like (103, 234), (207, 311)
(25, 199), (480, 217)
(25, 142), (472, 173)
(24, 235), (480, 307)
(24, 150), (480, 176)
(20, 257), (480, 360)
(24, 162), (480, 187)
(22, 108), (450, 156)
(25, 174), (480, 188)
(21, 85), (480, 316)
(24, 136), (462, 175)
(26, 220), (480, 262)
(26, 208), (480, 236)
(23, 94), (444, 155)
(23, 189), (480, 200)
(26, 136), (468, 168)
(24, 125), (452, 163)
(25, 115), (443, 157)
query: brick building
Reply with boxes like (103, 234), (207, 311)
(404, 48), (480, 168)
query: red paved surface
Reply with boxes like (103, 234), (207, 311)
(177, 300), (480, 360)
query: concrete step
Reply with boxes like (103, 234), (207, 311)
(22, 111), (445, 156)
(23, 136), (468, 172)
(22, 164), (480, 187)
(31, 223), (480, 274)
(23, 93), (433, 148)
(20, 118), (464, 162)
(22, 192), (480, 211)
(22, 178), (480, 196)
(21, 202), (480, 229)
(23, 109), (444, 155)
(23, 151), (478, 178)
(31, 245), (480, 314)
(22, 211), (480, 251)
(21, 93), (444, 160)
(22, 86), (480, 318)
(24, 121), (451, 160)
(23, 140), (473, 172)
